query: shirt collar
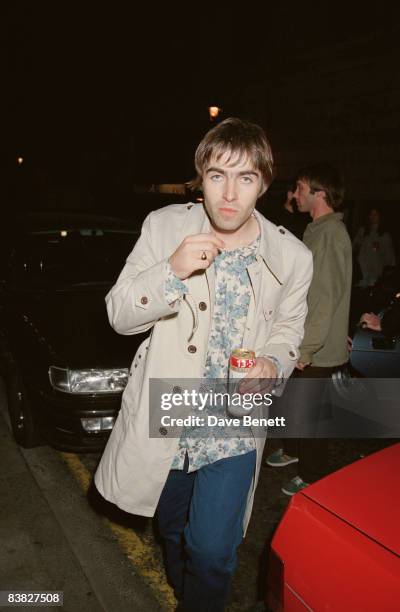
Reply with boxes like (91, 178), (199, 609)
(305, 211), (343, 233)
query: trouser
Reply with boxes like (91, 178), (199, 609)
(282, 365), (341, 483)
(157, 450), (256, 612)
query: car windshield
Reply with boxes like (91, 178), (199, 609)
(8, 228), (138, 288)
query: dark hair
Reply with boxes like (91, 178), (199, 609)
(188, 117), (275, 191)
(296, 163), (345, 210)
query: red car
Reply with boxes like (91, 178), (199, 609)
(268, 443), (400, 611)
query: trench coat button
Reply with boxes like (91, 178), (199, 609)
(173, 386), (182, 393)
(159, 427), (168, 436)
(269, 310), (273, 315)
(140, 296), (148, 305)
(199, 302), (207, 311)
(279, 228), (285, 234)
(188, 345), (197, 353)
(289, 350), (295, 357)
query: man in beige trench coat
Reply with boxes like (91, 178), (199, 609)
(95, 118), (313, 611)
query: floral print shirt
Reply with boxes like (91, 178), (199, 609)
(165, 237), (260, 472)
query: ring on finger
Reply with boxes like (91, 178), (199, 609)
(201, 251), (207, 261)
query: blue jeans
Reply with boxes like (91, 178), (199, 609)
(157, 450), (256, 612)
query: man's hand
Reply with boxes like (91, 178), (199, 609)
(295, 361), (310, 371)
(238, 357), (277, 394)
(359, 312), (382, 331)
(169, 233), (225, 280)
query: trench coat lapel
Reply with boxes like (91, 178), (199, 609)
(253, 210), (284, 286)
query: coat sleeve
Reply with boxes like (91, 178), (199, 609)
(260, 247), (313, 378)
(105, 213), (181, 335)
(299, 231), (350, 364)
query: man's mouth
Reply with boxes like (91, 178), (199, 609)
(219, 207), (237, 215)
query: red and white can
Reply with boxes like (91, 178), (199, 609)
(229, 348), (256, 380)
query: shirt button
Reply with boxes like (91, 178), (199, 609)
(188, 345), (197, 354)
(173, 386), (182, 393)
(199, 302), (207, 311)
(140, 296), (148, 305)
(279, 228), (285, 234)
(289, 350), (295, 357)
(159, 427), (168, 436)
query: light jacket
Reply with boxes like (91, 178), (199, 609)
(300, 212), (352, 366)
(94, 203), (313, 532)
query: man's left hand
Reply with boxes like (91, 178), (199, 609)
(238, 357), (277, 394)
(295, 361), (310, 371)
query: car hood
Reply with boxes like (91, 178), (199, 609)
(20, 286), (143, 368)
(301, 443), (400, 556)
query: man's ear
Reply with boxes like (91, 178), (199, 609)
(258, 182), (269, 198)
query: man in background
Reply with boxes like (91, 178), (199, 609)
(266, 163), (352, 495)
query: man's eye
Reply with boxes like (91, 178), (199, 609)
(210, 174), (223, 182)
(241, 176), (253, 183)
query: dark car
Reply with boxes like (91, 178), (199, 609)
(0, 212), (145, 451)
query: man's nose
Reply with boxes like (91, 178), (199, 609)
(223, 179), (237, 201)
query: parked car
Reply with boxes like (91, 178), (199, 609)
(267, 443), (400, 611)
(350, 318), (400, 378)
(0, 212), (145, 451)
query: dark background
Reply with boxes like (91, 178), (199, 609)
(2, 4), (400, 237)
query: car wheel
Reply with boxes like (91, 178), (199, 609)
(6, 360), (43, 448)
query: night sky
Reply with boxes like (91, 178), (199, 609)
(2, 4), (400, 195)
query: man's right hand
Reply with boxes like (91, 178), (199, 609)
(169, 233), (225, 280)
(359, 312), (382, 331)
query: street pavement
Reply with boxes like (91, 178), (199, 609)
(0, 380), (163, 612)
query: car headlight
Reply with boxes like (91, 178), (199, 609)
(49, 366), (129, 394)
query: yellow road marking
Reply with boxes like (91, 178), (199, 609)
(61, 452), (175, 610)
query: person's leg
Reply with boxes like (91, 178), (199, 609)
(283, 438), (300, 457)
(183, 450), (256, 612)
(157, 455), (195, 600)
(297, 438), (330, 483)
(282, 367), (335, 494)
(266, 378), (300, 466)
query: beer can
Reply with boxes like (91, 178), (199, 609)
(229, 348), (256, 379)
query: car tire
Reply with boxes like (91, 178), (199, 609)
(6, 360), (43, 448)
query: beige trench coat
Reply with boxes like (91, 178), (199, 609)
(95, 203), (313, 532)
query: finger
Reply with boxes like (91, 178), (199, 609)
(241, 378), (274, 395)
(195, 258), (212, 270)
(242, 364), (264, 379)
(187, 242), (220, 257)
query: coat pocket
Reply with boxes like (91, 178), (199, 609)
(122, 336), (150, 416)
(263, 303), (275, 321)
